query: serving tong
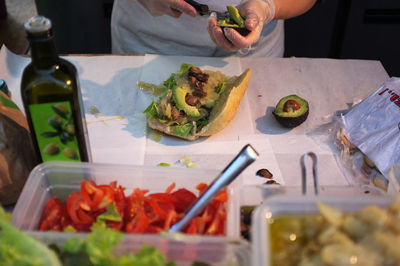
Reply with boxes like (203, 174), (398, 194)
(169, 144), (259, 233)
(300, 152), (320, 196)
(184, 0), (230, 20)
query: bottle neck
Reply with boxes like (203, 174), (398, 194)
(29, 37), (59, 69)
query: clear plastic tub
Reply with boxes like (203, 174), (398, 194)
(251, 194), (395, 266)
(11, 161), (248, 265)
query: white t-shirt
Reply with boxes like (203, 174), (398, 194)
(111, 0), (284, 57)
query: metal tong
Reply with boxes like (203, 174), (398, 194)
(300, 152), (320, 195)
(169, 144), (259, 233)
(184, 0), (229, 20)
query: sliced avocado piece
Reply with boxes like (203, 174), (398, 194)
(273, 94), (309, 128)
(172, 86), (201, 118)
(227, 5), (245, 28)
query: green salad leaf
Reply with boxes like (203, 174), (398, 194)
(0, 207), (175, 266)
(171, 123), (194, 137)
(0, 207), (63, 266)
(143, 100), (159, 119)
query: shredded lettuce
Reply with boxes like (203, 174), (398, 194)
(143, 100), (159, 118)
(215, 82), (226, 94)
(178, 64), (198, 76)
(171, 123), (194, 137)
(96, 202), (122, 223)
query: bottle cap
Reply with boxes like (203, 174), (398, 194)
(0, 79), (9, 96)
(24, 16), (52, 38)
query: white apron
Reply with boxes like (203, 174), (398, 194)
(111, 0), (284, 57)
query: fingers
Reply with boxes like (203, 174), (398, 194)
(208, 13), (236, 52)
(207, 12), (261, 52)
(140, 0), (197, 18)
(169, 0), (197, 17)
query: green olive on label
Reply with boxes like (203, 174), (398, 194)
(43, 142), (60, 155)
(53, 103), (69, 115)
(48, 115), (63, 129)
(63, 147), (78, 159)
(65, 124), (75, 135)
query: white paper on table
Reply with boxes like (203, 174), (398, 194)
(0, 46), (148, 165)
(0, 46), (390, 188)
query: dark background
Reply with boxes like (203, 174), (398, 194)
(35, 0), (400, 77)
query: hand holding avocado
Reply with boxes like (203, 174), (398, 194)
(208, 0), (275, 53)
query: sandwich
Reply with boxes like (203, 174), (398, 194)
(141, 64), (251, 140)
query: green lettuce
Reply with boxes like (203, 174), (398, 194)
(0, 207), (62, 266)
(171, 123), (194, 137)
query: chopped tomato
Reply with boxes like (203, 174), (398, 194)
(80, 180), (104, 211)
(39, 196), (68, 231)
(196, 183), (208, 194)
(125, 207), (150, 233)
(38, 181), (228, 236)
(171, 188), (197, 213)
(67, 192), (94, 226)
(165, 182), (176, 194)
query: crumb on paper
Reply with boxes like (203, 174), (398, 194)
(178, 156), (195, 168)
(157, 162), (171, 167)
(89, 106), (101, 115)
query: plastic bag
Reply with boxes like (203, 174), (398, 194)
(334, 77), (400, 191)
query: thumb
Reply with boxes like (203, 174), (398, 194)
(244, 12), (261, 31)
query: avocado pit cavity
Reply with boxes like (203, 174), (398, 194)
(273, 95), (309, 128)
(283, 99), (301, 112)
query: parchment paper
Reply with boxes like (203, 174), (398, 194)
(0, 46), (390, 188)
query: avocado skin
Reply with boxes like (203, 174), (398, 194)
(273, 109), (309, 128)
(273, 95), (309, 128)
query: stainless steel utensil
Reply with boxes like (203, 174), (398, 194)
(169, 144), (259, 233)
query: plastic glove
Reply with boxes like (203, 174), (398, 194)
(207, 0), (275, 53)
(138, 0), (197, 18)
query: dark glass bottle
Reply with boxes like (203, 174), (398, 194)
(21, 16), (91, 163)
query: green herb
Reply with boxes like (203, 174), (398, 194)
(143, 100), (159, 118)
(157, 162), (171, 167)
(215, 82), (226, 94)
(171, 123), (194, 137)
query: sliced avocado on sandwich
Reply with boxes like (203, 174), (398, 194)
(142, 64), (251, 140)
(273, 94), (309, 128)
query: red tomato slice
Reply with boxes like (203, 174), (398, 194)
(97, 185), (115, 208)
(39, 196), (65, 231)
(125, 207), (150, 233)
(80, 180), (104, 211)
(196, 183), (208, 194)
(171, 188), (197, 213)
(165, 182), (176, 194)
(215, 190), (228, 202)
(67, 192), (94, 226)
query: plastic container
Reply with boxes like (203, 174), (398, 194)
(251, 194), (395, 266)
(12, 161), (248, 265)
(28, 231), (251, 266)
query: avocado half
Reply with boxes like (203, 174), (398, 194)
(217, 6), (250, 36)
(273, 95), (309, 128)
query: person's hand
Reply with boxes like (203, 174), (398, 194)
(138, 0), (197, 18)
(207, 0), (275, 53)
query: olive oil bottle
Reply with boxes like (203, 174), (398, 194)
(21, 16), (91, 163)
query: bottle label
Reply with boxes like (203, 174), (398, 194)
(29, 101), (82, 162)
